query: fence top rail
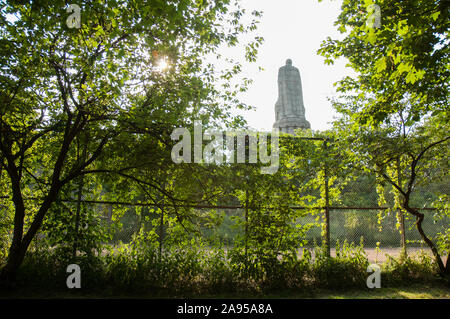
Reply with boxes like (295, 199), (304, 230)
(0, 196), (440, 211)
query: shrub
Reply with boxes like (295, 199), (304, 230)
(311, 239), (369, 289)
(4, 241), (446, 297)
(382, 250), (440, 285)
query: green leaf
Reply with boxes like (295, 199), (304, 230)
(374, 57), (387, 73)
(431, 11), (440, 21)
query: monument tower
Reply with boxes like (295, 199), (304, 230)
(273, 59), (311, 134)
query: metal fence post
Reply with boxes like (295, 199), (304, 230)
(397, 157), (407, 257)
(73, 137), (87, 259)
(324, 139), (331, 257)
(158, 183), (166, 261)
(72, 176), (83, 259)
(245, 189), (249, 270)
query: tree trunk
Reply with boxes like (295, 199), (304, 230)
(446, 251), (449, 275)
(405, 206), (446, 274)
(0, 96), (87, 286)
(0, 241), (27, 286)
(0, 171), (27, 286)
(0, 187), (59, 286)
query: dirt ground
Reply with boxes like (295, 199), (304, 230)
(323, 247), (444, 264)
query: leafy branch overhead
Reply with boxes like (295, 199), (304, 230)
(0, 0), (262, 282)
(318, 0), (448, 126)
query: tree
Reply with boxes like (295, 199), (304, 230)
(318, 0), (449, 274)
(0, 0), (262, 283)
(333, 111), (449, 272)
(318, 0), (448, 127)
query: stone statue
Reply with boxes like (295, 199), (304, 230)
(273, 59), (311, 134)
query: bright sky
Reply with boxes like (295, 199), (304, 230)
(231, 0), (356, 132)
(4, 1), (355, 133)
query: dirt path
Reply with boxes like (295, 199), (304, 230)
(324, 247), (443, 264)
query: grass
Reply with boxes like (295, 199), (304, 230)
(2, 283), (449, 299)
(1, 244), (448, 300)
(309, 285), (450, 299)
(193, 283), (450, 299)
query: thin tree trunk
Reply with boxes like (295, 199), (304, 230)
(405, 206), (446, 274)
(446, 252), (449, 275)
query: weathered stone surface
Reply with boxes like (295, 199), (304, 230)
(273, 59), (311, 134)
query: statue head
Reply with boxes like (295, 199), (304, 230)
(286, 59), (292, 66)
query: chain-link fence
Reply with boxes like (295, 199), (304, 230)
(318, 209), (447, 262)
(93, 202), (448, 264)
(3, 136), (448, 265)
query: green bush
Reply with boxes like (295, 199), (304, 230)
(311, 239), (369, 289)
(382, 250), (440, 285)
(5, 240), (445, 297)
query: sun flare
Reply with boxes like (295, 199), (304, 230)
(156, 58), (169, 72)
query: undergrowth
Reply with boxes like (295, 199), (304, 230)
(1, 239), (446, 297)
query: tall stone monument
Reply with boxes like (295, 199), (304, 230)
(273, 59), (311, 134)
